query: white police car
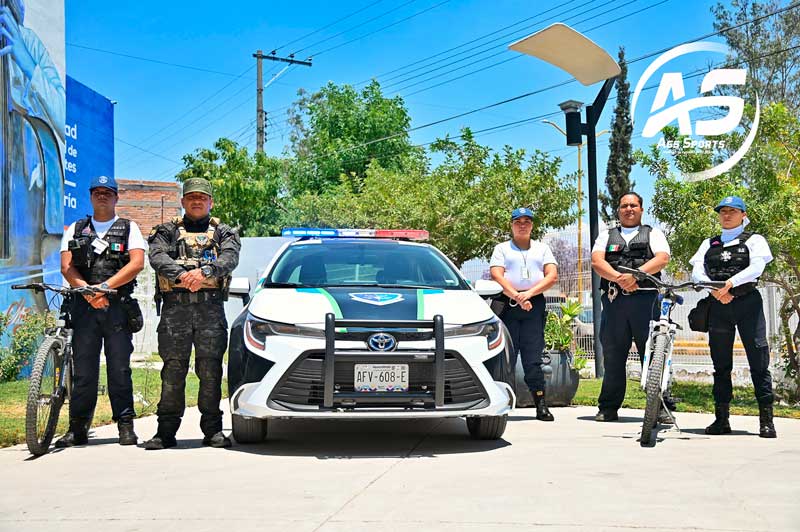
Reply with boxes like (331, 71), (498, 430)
(226, 228), (516, 443)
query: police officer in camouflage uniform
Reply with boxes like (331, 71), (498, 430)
(143, 178), (241, 449)
(689, 196), (776, 438)
(57, 175), (146, 447)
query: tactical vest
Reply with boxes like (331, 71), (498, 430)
(704, 232), (757, 296)
(602, 225), (660, 291)
(157, 216), (225, 293)
(69, 217), (135, 294)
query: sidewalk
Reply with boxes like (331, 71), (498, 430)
(1, 404), (798, 531)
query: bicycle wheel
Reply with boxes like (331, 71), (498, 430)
(640, 334), (667, 447)
(25, 337), (65, 456)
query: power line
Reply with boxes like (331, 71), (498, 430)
(273, 0), (387, 53)
(310, 0), (452, 58)
(66, 42), (243, 77)
(293, 0), (419, 55)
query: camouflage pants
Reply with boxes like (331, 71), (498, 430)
(155, 301), (228, 437)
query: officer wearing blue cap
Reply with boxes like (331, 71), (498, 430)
(490, 207), (559, 421)
(57, 175), (146, 448)
(689, 196), (776, 438)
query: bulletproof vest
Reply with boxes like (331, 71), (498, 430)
(601, 225), (660, 290)
(704, 232), (757, 295)
(157, 216), (224, 293)
(69, 217), (135, 294)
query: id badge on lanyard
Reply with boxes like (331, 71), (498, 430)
(521, 267), (530, 280)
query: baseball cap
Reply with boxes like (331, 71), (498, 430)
(89, 175), (118, 192)
(511, 207), (534, 220)
(714, 196), (746, 212)
(183, 178), (213, 197)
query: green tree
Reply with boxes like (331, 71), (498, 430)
(286, 80), (424, 195)
(712, 0), (800, 111)
(638, 103), (800, 399)
(600, 46), (635, 222)
(176, 139), (285, 236)
(290, 129), (577, 267)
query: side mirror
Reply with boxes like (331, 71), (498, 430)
(229, 277), (251, 305)
(473, 279), (503, 297)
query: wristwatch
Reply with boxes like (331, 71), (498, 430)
(200, 265), (214, 278)
(100, 282), (110, 290)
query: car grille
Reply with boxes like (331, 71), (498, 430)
(268, 350), (488, 410)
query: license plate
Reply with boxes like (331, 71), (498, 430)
(354, 364), (409, 392)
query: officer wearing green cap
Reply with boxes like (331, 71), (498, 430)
(689, 195), (776, 438)
(144, 177), (241, 449)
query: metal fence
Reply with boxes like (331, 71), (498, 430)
(462, 221), (788, 378)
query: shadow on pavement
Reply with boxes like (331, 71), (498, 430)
(576, 415), (643, 424)
(219, 418), (511, 459)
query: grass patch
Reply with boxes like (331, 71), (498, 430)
(573, 379), (800, 419)
(0, 366), (227, 448)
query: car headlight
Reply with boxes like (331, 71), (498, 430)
(245, 314), (324, 350)
(444, 317), (503, 350)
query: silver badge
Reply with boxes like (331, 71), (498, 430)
(721, 251), (732, 262)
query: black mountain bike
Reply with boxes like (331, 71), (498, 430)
(11, 283), (116, 456)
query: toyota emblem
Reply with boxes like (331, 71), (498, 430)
(367, 332), (397, 352)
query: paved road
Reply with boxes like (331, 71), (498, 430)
(2, 404), (798, 532)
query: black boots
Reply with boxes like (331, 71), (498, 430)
(594, 409), (618, 422)
(54, 419), (89, 448)
(534, 391), (554, 421)
(705, 403), (732, 435)
(118, 417), (138, 446)
(143, 434), (178, 450)
(758, 403), (777, 438)
(202, 431), (232, 448)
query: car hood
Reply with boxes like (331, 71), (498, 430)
(247, 286), (495, 325)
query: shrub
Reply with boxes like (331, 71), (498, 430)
(0, 310), (55, 382)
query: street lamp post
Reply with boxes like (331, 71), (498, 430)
(542, 116), (609, 298)
(510, 23), (620, 378)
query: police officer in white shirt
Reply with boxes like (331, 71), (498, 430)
(591, 192), (670, 422)
(689, 196), (776, 438)
(490, 207), (558, 421)
(57, 175), (146, 448)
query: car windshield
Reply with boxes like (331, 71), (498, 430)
(264, 240), (468, 290)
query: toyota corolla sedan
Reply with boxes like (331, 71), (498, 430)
(226, 228), (515, 443)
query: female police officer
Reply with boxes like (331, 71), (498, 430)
(689, 196), (776, 438)
(490, 207), (558, 421)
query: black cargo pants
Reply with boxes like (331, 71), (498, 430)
(708, 290), (773, 405)
(155, 300), (228, 437)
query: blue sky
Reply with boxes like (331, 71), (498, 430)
(66, 0), (733, 212)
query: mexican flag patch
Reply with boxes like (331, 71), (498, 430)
(110, 243), (125, 252)
(607, 244), (622, 252)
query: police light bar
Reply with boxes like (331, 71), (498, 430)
(282, 227), (429, 241)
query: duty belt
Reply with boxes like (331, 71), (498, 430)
(161, 290), (224, 305)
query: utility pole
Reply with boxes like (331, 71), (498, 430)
(253, 50), (312, 153)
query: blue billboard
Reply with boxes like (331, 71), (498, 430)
(64, 76), (114, 226)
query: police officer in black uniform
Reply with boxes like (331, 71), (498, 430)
(689, 196), (776, 438)
(591, 192), (671, 422)
(144, 178), (241, 449)
(57, 175), (146, 447)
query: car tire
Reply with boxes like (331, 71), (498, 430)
(231, 414), (268, 444)
(466, 414), (507, 440)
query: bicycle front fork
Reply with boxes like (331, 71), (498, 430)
(640, 320), (676, 392)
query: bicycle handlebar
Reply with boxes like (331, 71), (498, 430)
(11, 283), (117, 296)
(617, 266), (727, 292)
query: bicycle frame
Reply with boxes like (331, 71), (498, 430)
(640, 293), (681, 395)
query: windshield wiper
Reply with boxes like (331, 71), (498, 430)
(261, 281), (308, 288)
